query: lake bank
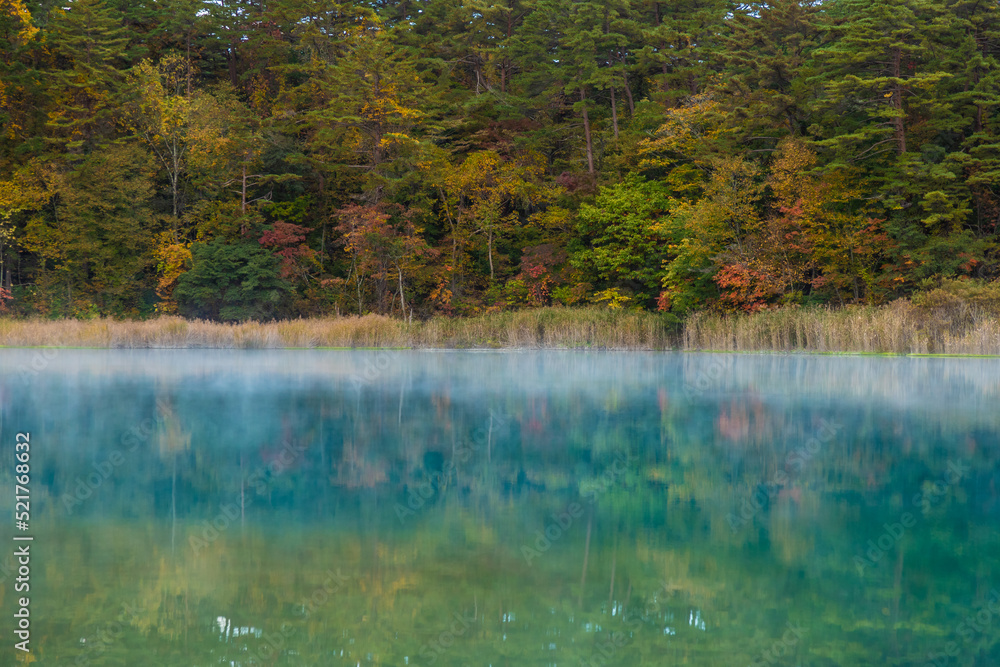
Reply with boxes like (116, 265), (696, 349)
(0, 307), (673, 350)
(686, 300), (1000, 355)
(3, 292), (1000, 354)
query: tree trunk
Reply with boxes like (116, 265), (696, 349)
(228, 41), (239, 87)
(610, 83), (619, 140)
(580, 87), (595, 175)
(621, 64), (635, 115)
(578, 512), (592, 608)
(488, 228), (494, 280)
(171, 172), (179, 217)
(397, 264), (406, 315)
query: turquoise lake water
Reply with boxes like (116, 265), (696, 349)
(1, 350), (998, 666)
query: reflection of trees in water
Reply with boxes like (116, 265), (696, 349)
(11, 353), (1000, 665)
(42, 489), (999, 666)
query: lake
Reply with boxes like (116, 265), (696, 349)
(1, 350), (999, 666)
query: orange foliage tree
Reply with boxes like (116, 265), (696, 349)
(335, 204), (434, 316)
(680, 139), (891, 313)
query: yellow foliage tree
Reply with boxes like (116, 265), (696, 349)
(441, 150), (558, 282)
(122, 56), (228, 219)
(153, 232), (192, 314)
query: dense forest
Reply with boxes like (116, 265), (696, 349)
(1, 0), (999, 321)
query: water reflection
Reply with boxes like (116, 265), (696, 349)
(1, 350), (998, 665)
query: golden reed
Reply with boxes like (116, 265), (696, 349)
(0, 307), (671, 350)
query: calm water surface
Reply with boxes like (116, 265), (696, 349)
(1, 350), (999, 666)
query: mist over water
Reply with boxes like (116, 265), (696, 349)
(1, 350), (998, 665)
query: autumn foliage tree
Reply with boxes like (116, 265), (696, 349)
(436, 150), (559, 313)
(335, 204), (434, 316)
(667, 139), (891, 313)
(259, 221), (318, 283)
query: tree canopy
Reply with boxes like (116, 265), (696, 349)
(1, 0), (999, 319)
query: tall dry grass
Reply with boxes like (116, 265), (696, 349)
(418, 307), (670, 348)
(6, 282), (1000, 353)
(684, 281), (1000, 354)
(0, 307), (673, 350)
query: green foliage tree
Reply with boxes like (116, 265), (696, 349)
(46, 0), (130, 152)
(716, 0), (822, 140)
(574, 173), (680, 307)
(173, 237), (291, 320)
(0, 0), (42, 160)
(17, 145), (162, 315)
(638, 0), (725, 105)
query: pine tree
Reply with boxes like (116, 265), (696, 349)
(810, 0), (949, 162)
(946, 0), (1000, 245)
(0, 0), (42, 160)
(716, 0), (822, 140)
(637, 0), (725, 105)
(46, 0), (130, 152)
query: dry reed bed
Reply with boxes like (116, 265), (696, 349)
(5, 300), (999, 353)
(684, 300), (1000, 355)
(0, 308), (672, 350)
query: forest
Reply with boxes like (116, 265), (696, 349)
(1, 0), (999, 322)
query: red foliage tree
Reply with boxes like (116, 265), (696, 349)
(336, 204), (434, 316)
(258, 221), (317, 281)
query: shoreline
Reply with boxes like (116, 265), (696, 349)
(2, 298), (1000, 354)
(2, 346), (999, 358)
